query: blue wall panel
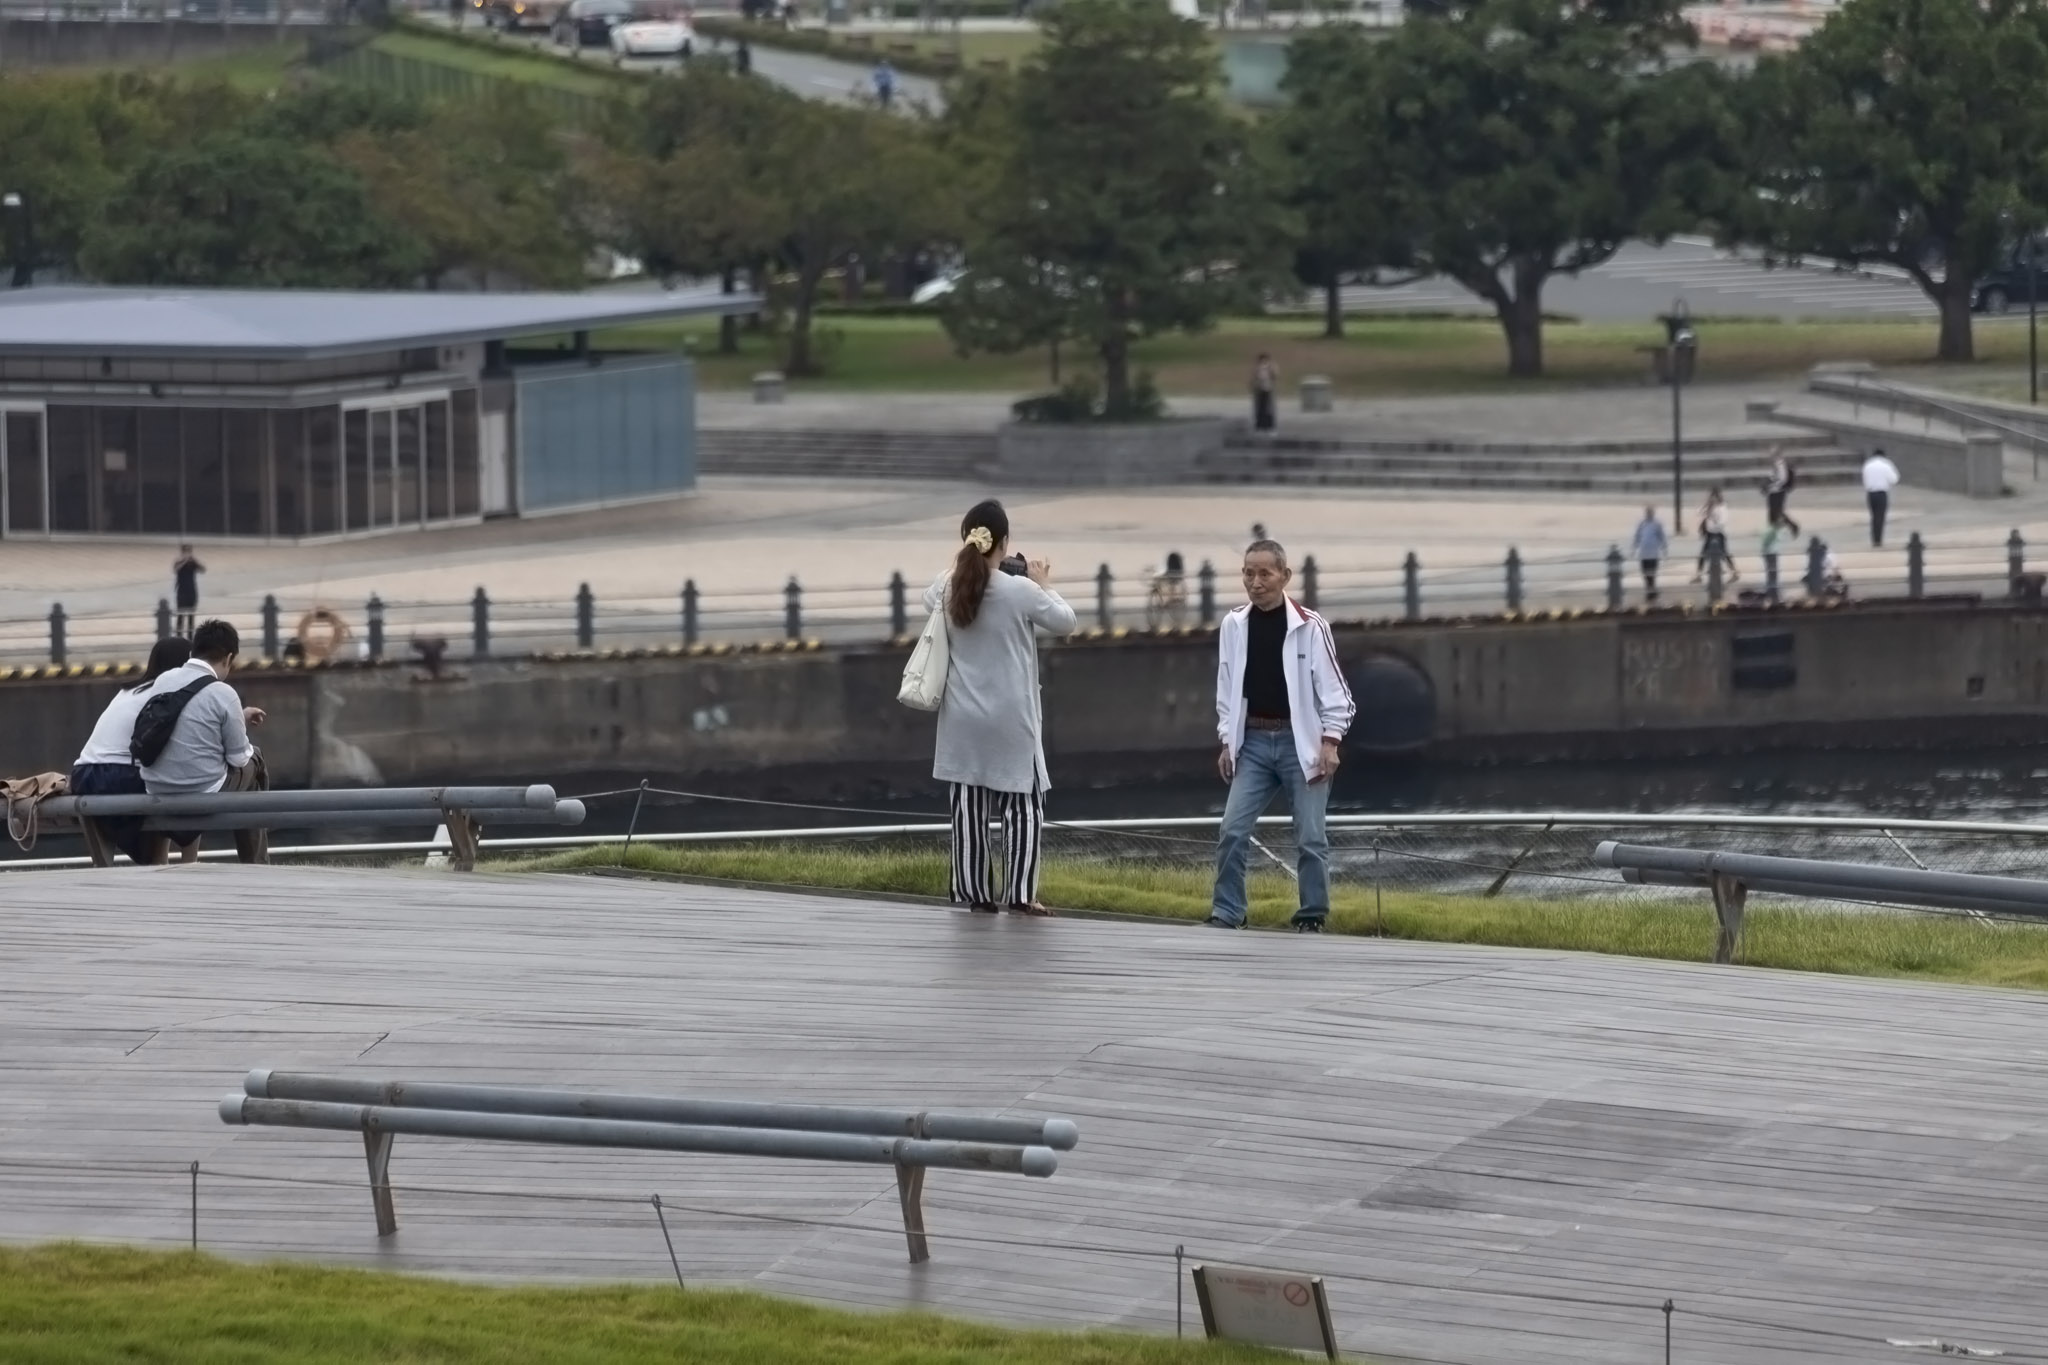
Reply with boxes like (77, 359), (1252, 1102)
(513, 353), (694, 514)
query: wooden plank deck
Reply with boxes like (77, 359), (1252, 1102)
(5, 864), (2048, 1364)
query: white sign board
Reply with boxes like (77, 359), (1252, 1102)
(1191, 1262), (1338, 1359)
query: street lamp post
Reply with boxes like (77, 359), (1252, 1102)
(1658, 297), (1697, 532)
(2, 192), (32, 289)
(2030, 234), (2040, 406)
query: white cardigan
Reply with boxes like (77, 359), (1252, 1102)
(1215, 598), (1356, 776)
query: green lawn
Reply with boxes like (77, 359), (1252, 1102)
(369, 24), (628, 97)
(606, 313), (2040, 396)
(0, 1244), (1286, 1365)
(514, 843), (2048, 991)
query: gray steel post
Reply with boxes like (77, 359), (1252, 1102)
(784, 576), (802, 641)
(1605, 546), (1624, 611)
(156, 598), (173, 641)
(2011, 529), (2027, 591)
(682, 580), (699, 646)
(889, 571), (908, 639)
(366, 594), (385, 660)
(1804, 538), (1826, 597)
(1907, 532), (1925, 598)
(1596, 841), (2048, 918)
(1300, 555), (1319, 611)
(575, 583), (595, 650)
(471, 587), (490, 659)
(48, 602), (64, 666)
(1197, 560), (1216, 626)
(243, 1071), (1080, 1150)
(261, 595), (280, 660)
(1402, 552), (1420, 620)
(1095, 564), (1113, 630)
(44, 785), (557, 819)
(132, 802), (585, 834)
(1505, 548), (1523, 613)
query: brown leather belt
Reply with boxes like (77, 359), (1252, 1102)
(1246, 716), (1291, 731)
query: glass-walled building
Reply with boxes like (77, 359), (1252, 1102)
(0, 286), (755, 541)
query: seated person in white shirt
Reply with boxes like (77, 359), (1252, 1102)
(69, 636), (191, 863)
(138, 619), (268, 865)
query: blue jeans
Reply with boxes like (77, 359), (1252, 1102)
(1211, 728), (1331, 927)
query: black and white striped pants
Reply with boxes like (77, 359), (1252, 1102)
(949, 783), (1044, 907)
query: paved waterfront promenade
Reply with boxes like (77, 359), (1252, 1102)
(6, 864), (2048, 1363)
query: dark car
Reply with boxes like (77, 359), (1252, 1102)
(1975, 241), (2048, 314)
(553, 0), (632, 46)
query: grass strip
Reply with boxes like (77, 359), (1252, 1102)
(0, 1244), (1287, 1365)
(513, 843), (2048, 990)
(607, 313), (2038, 395)
(373, 17), (640, 97)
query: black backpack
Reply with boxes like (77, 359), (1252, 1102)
(130, 675), (218, 767)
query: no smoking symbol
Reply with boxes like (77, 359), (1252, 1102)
(1282, 1282), (1311, 1308)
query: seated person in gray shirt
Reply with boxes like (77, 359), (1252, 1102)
(139, 618), (269, 864)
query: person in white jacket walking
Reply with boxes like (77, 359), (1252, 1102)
(1209, 538), (1356, 932)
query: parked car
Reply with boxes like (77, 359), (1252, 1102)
(553, 0), (633, 46)
(485, 0), (560, 30)
(1975, 242), (2048, 314)
(610, 5), (693, 57)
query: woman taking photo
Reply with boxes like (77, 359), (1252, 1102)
(924, 499), (1077, 914)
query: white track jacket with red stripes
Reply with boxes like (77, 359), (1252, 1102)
(1214, 597), (1356, 776)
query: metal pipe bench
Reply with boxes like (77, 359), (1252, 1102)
(220, 1069), (1080, 1263)
(39, 785), (584, 871)
(1594, 840), (2048, 963)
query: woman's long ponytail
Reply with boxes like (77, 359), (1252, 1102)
(948, 498), (1010, 630)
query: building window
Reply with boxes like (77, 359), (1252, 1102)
(183, 409), (225, 537)
(307, 405), (340, 536)
(3, 410), (45, 536)
(225, 410), (267, 538)
(452, 388), (480, 518)
(425, 399), (451, 521)
(47, 406), (91, 533)
(103, 408), (144, 535)
(273, 409), (306, 539)
(344, 409), (370, 532)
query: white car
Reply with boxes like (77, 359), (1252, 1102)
(611, 16), (693, 56)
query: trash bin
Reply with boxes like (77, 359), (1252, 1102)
(753, 371), (786, 404)
(1299, 375), (1333, 413)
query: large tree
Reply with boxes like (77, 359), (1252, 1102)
(939, 0), (1292, 415)
(1354, 0), (1728, 376)
(1736, 0), (2048, 362)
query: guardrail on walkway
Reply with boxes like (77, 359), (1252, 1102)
(6, 531), (2039, 667)
(223, 1069), (1075, 1261)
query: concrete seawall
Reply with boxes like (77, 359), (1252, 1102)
(5, 600), (2046, 794)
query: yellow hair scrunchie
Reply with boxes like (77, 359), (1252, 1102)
(964, 527), (994, 553)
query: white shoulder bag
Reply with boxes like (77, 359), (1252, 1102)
(897, 601), (950, 712)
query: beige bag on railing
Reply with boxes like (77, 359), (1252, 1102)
(897, 605), (950, 712)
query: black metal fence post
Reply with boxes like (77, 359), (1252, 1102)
(1402, 552), (1421, 621)
(1765, 551), (1780, 603)
(784, 576), (802, 640)
(261, 595), (280, 660)
(2010, 528), (2027, 590)
(1707, 548), (1724, 604)
(1804, 537), (1827, 598)
(471, 587), (491, 659)
(48, 603), (65, 665)
(156, 598), (173, 641)
(1907, 531), (1925, 598)
(575, 583), (595, 650)
(1300, 555), (1319, 611)
(1197, 560), (1216, 626)
(682, 580), (699, 646)
(365, 594), (385, 660)
(1605, 546), (1624, 610)
(889, 571), (908, 639)
(1505, 548), (1524, 613)
(1095, 563), (1113, 630)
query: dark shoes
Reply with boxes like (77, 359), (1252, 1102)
(1204, 916), (1241, 929)
(1294, 920), (1325, 934)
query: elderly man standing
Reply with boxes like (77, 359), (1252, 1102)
(1209, 538), (1356, 933)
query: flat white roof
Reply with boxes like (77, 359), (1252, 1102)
(0, 285), (761, 361)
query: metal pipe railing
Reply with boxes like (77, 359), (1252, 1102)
(244, 1070), (1081, 1151)
(1593, 840), (2048, 915)
(40, 785), (557, 818)
(220, 1095), (1060, 1176)
(141, 801), (584, 832)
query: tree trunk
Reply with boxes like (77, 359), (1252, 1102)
(718, 266), (739, 355)
(1936, 270), (1976, 362)
(1322, 272), (1344, 340)
(785, 266), (826, 376)
(1100, 333), (1130, 418)
(1494, 258), (1548, 378)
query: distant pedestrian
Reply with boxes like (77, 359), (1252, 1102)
(734, 37), (752, 73)
(1250, 352), (1278, 432)
(1630, 504), (1669, 603)
(172, 543), (205, 637)
(873, 58), (896, 108)
(1863, 448), (1901, 547)
(1692, 487), (1738, 585)
(1761, 445), (1801, 537)
(1209, 537), (1355, 933)
(923, 499), (1077, 913)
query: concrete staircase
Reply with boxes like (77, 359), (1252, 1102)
(698, 424), (1860, 493)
